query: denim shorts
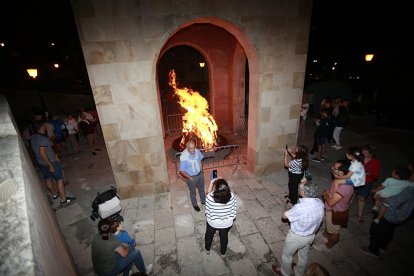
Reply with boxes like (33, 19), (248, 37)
(345, 178), (354, 186)
(39, 161), (64, 181)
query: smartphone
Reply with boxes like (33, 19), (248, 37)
(211, 169), (217, 180)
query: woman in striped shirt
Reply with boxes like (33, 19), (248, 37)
(204, 178), (237, 257)
(284, 145), (309, 205)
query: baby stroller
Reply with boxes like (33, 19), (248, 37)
(90, 186), (123, 222)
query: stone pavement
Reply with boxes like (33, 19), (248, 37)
(53, 115), (413, 275)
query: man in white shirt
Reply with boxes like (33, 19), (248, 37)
(272, 181), (324, 276)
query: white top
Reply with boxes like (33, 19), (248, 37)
(349, 160), (366, 187)
(286, 198), (324, 236)
(205, 192), (237, 229)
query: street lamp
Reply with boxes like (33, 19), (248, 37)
(365, 54), (374, 62)
(27, 68), (47, 112)
(27, 68), (38, 78)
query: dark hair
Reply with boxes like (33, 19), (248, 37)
(212, 179), (232, 204)
(32, 120), (46, 132)
(296, 145), (309, 170)
(98, 219), (112, 240)
(347, 147), (364, 162)
(394, 166), (412, 180)
(110, 218), (122, 233)
(336, 159), (350, 175)
(362, 144), (377, 158)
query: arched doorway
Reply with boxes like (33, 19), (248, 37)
(156, 20), (258, 174)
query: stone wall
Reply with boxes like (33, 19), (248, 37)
(71, 0), (312, 197)
(0, 95), (76, 275)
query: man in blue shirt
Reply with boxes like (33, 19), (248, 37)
(179, 141), (206, 212)
(31, 120), (76, 206)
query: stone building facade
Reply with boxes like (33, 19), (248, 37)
(71, 0), (313, 198)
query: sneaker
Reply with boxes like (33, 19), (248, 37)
(320, 156), (325, 161)
(60, 196), (76, 205)
(312, 157), (321, 162)
(52, 194), (59, 200)
(193, 205), (201, 212)
(360, 247), (379, 258)
(335, 146), (342, 150)
(372, 206), (378, 213)
(206, 250), (210, 255)
(373, 218), (380, 224)
(331, 145), (337, 148)
(145, 264), (153, 274)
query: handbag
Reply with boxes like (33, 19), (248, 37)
(331, 209), (349, 227)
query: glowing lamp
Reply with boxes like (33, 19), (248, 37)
(27, 69), (38, 79)
(365, 54), (374, 62)
(199, 62), (205, 68)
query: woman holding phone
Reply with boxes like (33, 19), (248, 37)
(284, 145), (309, 205)
(204, 178), (237, 257)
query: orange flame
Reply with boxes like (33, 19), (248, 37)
(168, 69), (218, 148)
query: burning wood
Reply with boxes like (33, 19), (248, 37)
(168, 69), (218, 149)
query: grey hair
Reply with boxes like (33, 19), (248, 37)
(300, 182), (318, 198)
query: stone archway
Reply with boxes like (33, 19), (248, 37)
(156, 18), (259, 173)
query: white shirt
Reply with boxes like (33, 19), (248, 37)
(286, 198), (324, 236)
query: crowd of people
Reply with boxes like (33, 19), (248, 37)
(19, 106), (102, 206)
(279, 140), (414, 275)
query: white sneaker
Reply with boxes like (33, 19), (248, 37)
(334, 145), (342, 150)
(146, 264), (153, 274)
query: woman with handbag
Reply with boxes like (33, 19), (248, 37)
(314, 160), (354, 251)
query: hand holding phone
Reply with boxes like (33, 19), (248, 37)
(211, 169), (217, 180)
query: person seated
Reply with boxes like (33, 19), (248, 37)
(91, 218), (152, 276)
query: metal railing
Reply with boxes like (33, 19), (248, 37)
(234, 115), (248, 138)
(166, 114), (183, 135)
(174, 144), (241, 179)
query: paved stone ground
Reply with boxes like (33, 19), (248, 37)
(52, 115), (414, 275)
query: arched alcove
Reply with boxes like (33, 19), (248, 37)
(156, 19), (259, 174)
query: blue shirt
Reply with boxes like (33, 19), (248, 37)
(114, 230), (135, 248)
(384, 186), (414, 224)
(179, 149), (204, 176)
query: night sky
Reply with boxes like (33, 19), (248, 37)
(1, 1), (413, 101)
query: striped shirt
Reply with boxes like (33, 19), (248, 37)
(288, 159), (303, 174)
(205, 192), (237, 228)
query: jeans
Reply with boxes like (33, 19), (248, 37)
(205, 222), (232, 255)
(107, 248), (146, 276)
(288, 172), (304, 205)
(187, 173), (206, 206)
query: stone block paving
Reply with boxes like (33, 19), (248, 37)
(55, 117), (413, 275)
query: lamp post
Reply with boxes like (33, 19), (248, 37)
(27, 68), (47, 112)
(199, 62), (205, 80)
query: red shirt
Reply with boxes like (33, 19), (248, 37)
(364, 158), (380, 183)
